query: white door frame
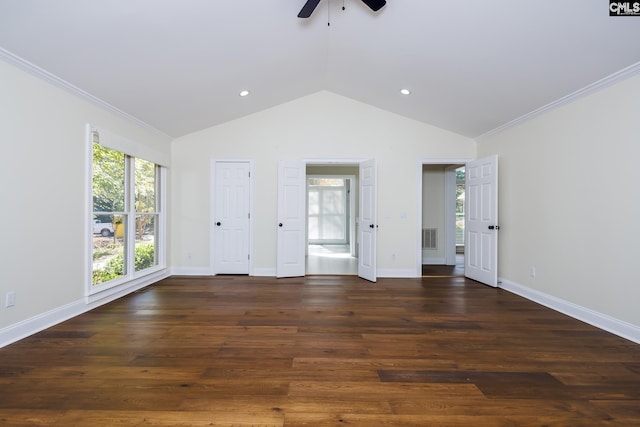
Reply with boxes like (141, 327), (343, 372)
(303, 158), (367, 257)
(210, 158), (254, 275)
(304, 159), (367, 271)
(416, 158), (473, 277)
(444, 165), (461, 266)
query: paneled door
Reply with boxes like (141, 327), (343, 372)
(213, 161), (251, 274)
(358, 159), (377, 282)
(277, 160), (306, 278)
(465, 155), (499, 287)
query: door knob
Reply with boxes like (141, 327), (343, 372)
(488, 225), (494, 230)
(279, 223), (283, 227)
(369, 224), (374, 228)
(488, 225), (500, 230)
(216, 221), (221, 226)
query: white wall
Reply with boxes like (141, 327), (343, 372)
(171, 91), (476, 276)
(422, 165), (446, 263)
(478, 73), (640, 332)
(0, 60), (171, 337)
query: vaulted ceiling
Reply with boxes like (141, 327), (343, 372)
(1, 0), (640, 139)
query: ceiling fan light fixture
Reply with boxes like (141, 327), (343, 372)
(298, 0), (386, 18)
(361, 0), (387, 12)
(239, 90), (250, 97)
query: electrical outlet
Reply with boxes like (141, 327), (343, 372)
(5, 291), (15, 308)
(529, 266), (536, 278)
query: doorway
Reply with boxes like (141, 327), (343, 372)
(421, 163), (465, 277)
(305, 165), (358, 275)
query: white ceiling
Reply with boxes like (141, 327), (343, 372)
(1, 0), (640, 139)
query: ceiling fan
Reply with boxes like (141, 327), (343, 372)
(298, 0), (386, 18)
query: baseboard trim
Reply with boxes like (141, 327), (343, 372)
(169, 267), (278, 277)
(170, 267), (212, 276)
(377, 269), (419, 278)
(499, 278), (640, 344)
(423, 257), (446, 265)
(253, 268), (277, 277)
(0, 271), (169, 348)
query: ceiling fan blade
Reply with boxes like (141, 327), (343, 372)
(298, 0), (322, 18)
(361, 0), (386, 12)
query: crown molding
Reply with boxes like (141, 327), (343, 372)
(476, 60), (640, 141)
(0, 47), (171, 139)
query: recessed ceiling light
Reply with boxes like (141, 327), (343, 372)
(239, 90), (250, 97)
(400, 88), (411, 95)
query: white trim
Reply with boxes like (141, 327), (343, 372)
(92, 126), (170, 167)
(85, 269), (169, 304)
(158, 167), (168, 268)
(377, 269), (419, 278)
(303, 158), (367, 164)
(0, 48), (170, 139)
(84, 125), (94, 297)
(0, 271), (168, 348)
(423, 256), (446, 265)
(170, 267), (212, 276)
(499, 278), (640, 345)
(444, 167), (458, 266)
(418, 157), (474, 164)
(476, 61), (640, 141)
(252, 268), (277, 277)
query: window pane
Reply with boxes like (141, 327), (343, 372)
(308, 216), (319, 240)
(308, 189), (319, 215)
(135, 158), (156, 212)
(92, 142), (125, 212)
(308, 178), (343, 187)
(92, 215), (127, 285)
(135, 214), (157, 272)
(308, 181), (347, 243)
(322, 188), (344, 214)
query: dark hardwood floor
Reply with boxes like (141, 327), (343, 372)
(1, 275), (639, 426)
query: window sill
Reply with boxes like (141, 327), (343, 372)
(86, 267), (169, 305)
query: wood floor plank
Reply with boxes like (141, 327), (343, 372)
(1, 274), (639, 426)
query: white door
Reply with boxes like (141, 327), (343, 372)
(358, 159), (377, 282)
(213, 161), (250, 274)
(277, 160), (306, 278)
(465, 155), (499, 287)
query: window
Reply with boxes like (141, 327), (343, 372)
(90, 129), (165, 291)
(308, 178), (348, 244)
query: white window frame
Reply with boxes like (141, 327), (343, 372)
(306, 174), (357, 247)
(86, 124), (167, 302)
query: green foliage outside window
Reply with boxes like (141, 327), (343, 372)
(92, 244), (156, 285)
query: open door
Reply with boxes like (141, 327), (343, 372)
(277, 160), (306, 278)
(358, 159), (377, 282)
(465, 155), (499, 287)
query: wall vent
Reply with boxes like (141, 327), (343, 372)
(422, 228), (437, 250)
